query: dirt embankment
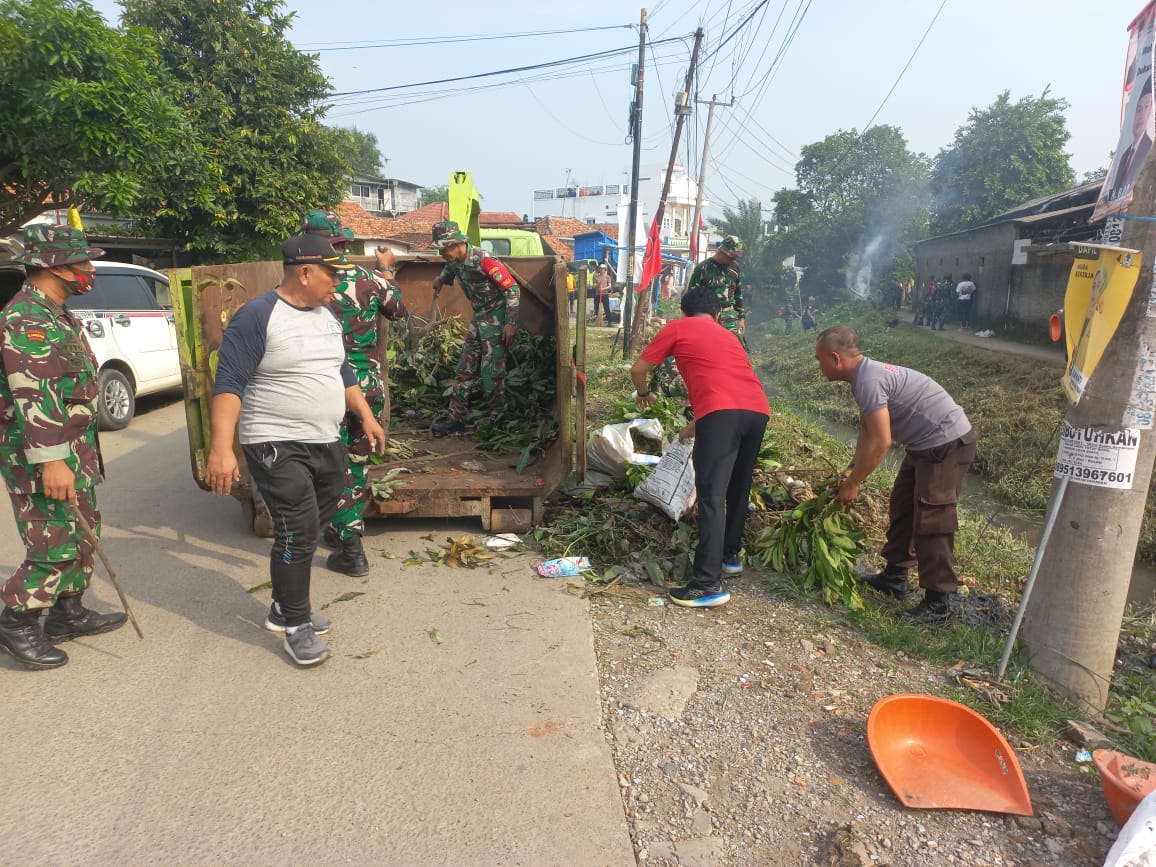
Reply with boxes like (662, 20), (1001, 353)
(588, 576), (1115, 867)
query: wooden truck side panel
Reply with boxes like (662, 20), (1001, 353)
(169, 255), (573, 535)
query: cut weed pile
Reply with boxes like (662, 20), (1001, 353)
(550, 320), (1155, 766)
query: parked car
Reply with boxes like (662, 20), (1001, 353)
(65, 261), (181, 430)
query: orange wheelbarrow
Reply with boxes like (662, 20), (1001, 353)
(867, 694), (1033, 816)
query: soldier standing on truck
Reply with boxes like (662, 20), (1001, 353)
(298, 212), (408, 578)
(0, 225), (126, 670)
(686, 235), (746, 349)
(429, 220), (520, 437)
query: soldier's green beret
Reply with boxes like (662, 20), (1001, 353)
(719, 235), (744, 257)
(341, 227), (355, 241)
(432, 220), (467, 249)
(15, 224), (104, 268)
(301, 209), (343, 241)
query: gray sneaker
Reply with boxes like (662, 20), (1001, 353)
(264, 604), (331, 635)
(283, 623), (331, 667)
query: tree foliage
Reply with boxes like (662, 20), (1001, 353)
(0, 0), (199, 236)
(420, 185), (450, 206)
(120, 0), (352, 259)
(707, 197), (769, 278)
(337, 127), (384, 177)
(931, 90), (1076, 235)
(769, 126), (929, 299)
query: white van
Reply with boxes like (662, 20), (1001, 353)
(65, 261), (181, 430)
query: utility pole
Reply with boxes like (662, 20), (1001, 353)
(621, 8), (647, 347)
(686, 94), (733, 290)
(626, 26), (704, 355)
(1020, 159), (1156, 713)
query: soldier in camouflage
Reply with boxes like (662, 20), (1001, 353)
(298, 211), (408, 576)
(687, 235), (746, 349)
(429, 220), (520, 436)
(0, 225), (126, 670)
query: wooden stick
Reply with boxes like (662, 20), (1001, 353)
(70, 505), (144, 639)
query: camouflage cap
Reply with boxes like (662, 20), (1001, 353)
(300, 209), (343, 241)
(432, 220), (467, 249)
(719, 235), (744, 257)
(15, 224), (104, 268)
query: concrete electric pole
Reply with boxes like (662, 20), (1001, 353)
(626, 26), (704, 355)
(1021, 161), (1156, 713)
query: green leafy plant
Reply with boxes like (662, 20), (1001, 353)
(750, 484), (867, 608)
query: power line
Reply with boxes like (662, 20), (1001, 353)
(700, 0), (774, 63)
(858, 0), (950, 131)
(298, 24), (634, 52)
(330, 37), (688, 99)
(328, 52), (688, 117)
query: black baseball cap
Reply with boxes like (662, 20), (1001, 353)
(282, 233), (353, 270)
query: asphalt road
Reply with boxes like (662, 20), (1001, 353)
(0, 397), (633, 866)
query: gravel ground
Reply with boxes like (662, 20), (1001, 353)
(586, 570), (1119, 867)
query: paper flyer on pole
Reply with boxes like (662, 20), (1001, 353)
(1062, 244), (1143, 404)
(1093, 1), (1156, 221)
(1053, 422), (1141, 489)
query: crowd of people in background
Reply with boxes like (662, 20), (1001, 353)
(914, 274), (978, 332)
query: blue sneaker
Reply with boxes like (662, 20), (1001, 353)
(668, 583), (730, 608)
(722, 555), (743, 575)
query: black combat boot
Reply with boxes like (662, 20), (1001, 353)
(898, 591), (953, 625)
(327, 534), (370, 577)
(431, 416), (467, 437)
(859, 567), (911, 599)
(42, 592), (127, 642)
(0, 607), (68, 669)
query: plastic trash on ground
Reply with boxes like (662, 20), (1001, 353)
(634, 437), (696, 521)
(483, 533), (521, 550)
(536, 557), (592, 578)
(586, 418), (664, 479)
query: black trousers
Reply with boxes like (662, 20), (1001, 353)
(691, 409), (769, 587)
(242, 440), (345, 627)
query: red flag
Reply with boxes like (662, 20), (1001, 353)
(689, 214), (703, 261)
(637, 215), (663, 293)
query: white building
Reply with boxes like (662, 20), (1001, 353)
(533, 165), (708, 279)
(346, 173), (422, 217)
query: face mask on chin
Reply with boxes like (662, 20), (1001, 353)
(56, 265), (95, 295)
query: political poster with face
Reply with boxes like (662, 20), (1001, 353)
(1094, 3), (1156, 220)
(1062, 244), (1143, 404)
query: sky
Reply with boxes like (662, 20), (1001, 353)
(86, 0), (1148, 218)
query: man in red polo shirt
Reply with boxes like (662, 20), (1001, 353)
(630, 285), (770, 607)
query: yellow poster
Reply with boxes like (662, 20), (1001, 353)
(1062, 243), (1143, 403)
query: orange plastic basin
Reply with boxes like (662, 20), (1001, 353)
(867, 694), (1033, 816)
(1093, 749), (1156, 825)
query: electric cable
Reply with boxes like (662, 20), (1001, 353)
(298, 24), (634, 52)
(330, 37), (687, 99)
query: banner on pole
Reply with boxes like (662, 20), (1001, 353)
(1062, 244), (1143, 404)
(1093, 2), (1156, 221)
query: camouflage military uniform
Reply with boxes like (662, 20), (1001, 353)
(327, 264), (407, 541)
(436, 240), (520, 422)
(0, 262), (101, 610)
(687, 257), (745, 346)
(930, 278), (952, 330)
(0, 224), (125, 669)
